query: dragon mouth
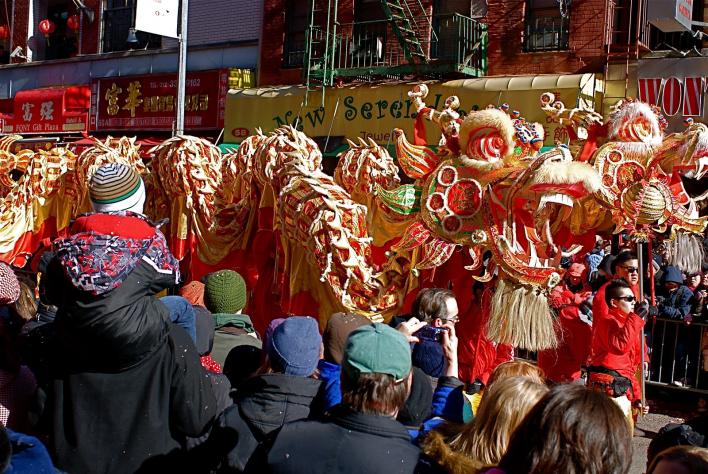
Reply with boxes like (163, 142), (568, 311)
(538, 192), (574, 209)
(528, 183), (593, 257)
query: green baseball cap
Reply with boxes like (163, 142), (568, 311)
(342, 323), (412, 382)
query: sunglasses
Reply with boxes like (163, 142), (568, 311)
(616, 295), (636, 302)
(620, 266), (639, 274)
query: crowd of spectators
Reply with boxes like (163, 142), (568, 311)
(1, 163), (708, 473)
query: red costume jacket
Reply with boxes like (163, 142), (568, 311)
(589, 306), (645, 400)
(457, 291), (513, 385)
(538, 305), (593, 383)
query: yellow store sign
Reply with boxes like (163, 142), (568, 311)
(224, 74), (601, 147)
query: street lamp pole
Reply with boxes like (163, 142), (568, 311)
(175, 0), (188, 135)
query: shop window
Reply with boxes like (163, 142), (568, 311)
(103, 0), (161, 53)
(524, 0), (570, 52)
(353, 0), (388, 64)
(43, 0), (78, 60)
(282, 0), (309, 68)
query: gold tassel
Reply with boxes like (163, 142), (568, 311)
(487, 280), (558, 351)
(667, 233), (705, 275)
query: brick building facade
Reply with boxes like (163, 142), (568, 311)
(258, 0), (614, 86)
(257, 0), (707, 88)
(485, 0), (608, 76)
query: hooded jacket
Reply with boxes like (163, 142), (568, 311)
(263, 405), (421, 474)
(421, 430), (483, 474)
(193, 373), (323, 473)
(658, 266), (694, 321)
(39, 213), (217, 474)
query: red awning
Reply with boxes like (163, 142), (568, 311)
(2, 86), (90, 135)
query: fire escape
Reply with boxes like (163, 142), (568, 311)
(303, 0), (488, 104)
(604, 0), (651, 94)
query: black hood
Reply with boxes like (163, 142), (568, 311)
(235, 373), (322, 438)
(53, 260), (173, 372)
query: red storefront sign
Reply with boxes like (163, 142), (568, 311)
(638, 76), (708, 118)
(90, 69), (228, 131)
(2, 86), (90, 134)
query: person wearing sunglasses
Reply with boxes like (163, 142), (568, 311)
(587, 279), (647, 429)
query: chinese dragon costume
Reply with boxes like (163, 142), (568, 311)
(0, 86), (705, 350)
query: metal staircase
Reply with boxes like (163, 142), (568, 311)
(302, 0), (487, 106)
(380, 1), (428, 64)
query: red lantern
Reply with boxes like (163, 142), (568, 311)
(38, 19), (56, 38)
(0, 25), (9, 41)
(67, 15), (80, 32)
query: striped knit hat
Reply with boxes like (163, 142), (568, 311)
(89, 163), (146, 214)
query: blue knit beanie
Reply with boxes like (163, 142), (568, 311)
(412, 339), (446, 378)
(269, 316), (322, 376)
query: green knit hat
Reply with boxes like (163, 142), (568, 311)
(204, 270), (247, 314)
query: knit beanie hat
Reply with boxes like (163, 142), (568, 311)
(412, 339), (446, 378)
(180, 281), (205, 307)
(323, 312), (370, 365)
(663, 266), (684, 285)
(269, 316), (322, 377)
(567, 262), (587, 278)
(204, 270), (247, 314)
(89, 163), (146, 214)
(264, 318), (286, 355)
(397, 367), (433, 427)
(0, 263), (20, 305)
(343, 323), (412, 383)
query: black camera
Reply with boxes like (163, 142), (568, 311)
(415, 326), (447, 343)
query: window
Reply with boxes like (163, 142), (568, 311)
(103, 0), (161, 53)
(282, 0), (309, 68)
(524, 0), (570, 52)
(44, 1), (78, 60)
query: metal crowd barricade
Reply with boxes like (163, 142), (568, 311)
(646, 317), (708, 394)
(513, 318), (708, 395)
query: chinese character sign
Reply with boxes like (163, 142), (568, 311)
(22, 103), (34, 122)
(92, 70), (228, 131)
(40, 101), (54, 121)
(123, 82), (143, 118)
(5, 86), (90, 134)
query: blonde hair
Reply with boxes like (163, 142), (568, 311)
(450, 376), (548, 469)
(487, 360), (545, 388)
(11, 282), (37, 323)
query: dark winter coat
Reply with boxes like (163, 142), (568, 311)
(264, 405), (420, 474)
(193, 373), (323, 473)
(659, 267), (694, 321)
(38, 213), (217, 474)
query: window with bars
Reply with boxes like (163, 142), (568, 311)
(102, 0), (161, 53)
(282, 0), (309, 68)
(524, 0), (570, 52)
